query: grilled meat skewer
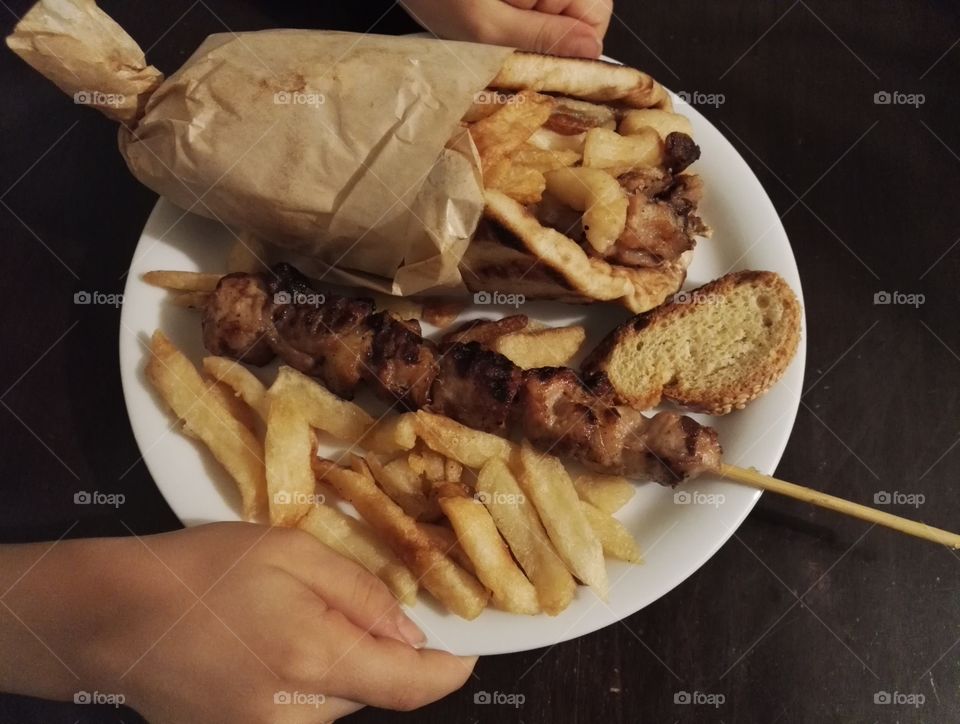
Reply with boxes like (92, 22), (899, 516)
(202, 264), (722, 485)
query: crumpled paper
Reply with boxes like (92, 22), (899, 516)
(8, 0), (514, 295)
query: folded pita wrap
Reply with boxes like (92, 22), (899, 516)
(7, 0), (691, 309)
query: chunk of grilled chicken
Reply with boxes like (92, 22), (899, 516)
(516, 367), (721, 484)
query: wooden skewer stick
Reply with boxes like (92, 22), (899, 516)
(716, 463), (960, 549)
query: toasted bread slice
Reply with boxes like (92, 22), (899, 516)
(582, 270), (801, 414)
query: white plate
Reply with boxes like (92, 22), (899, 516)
(119, 76), (806, 656)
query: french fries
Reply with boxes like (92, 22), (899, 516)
(583, 127), (662, 176)
(439, 494), (540, 615)
(573, 472), (635, 514)
(580, 501), (643, 564)
(543, 167), (628, 254)
(145, 331), (266, 520)
(492, 326), (586, 369)
(360, 413), (418, 455)
(510, 145), (581, 173)
(484, 159), (546, 205)
(470, 90), (555, 169)
(298, 503), (418, 605)
(365, 452), (440, 522)
(264, 391), (315, 526)
(202, 356), (269, 421)
(319, 461), (490, 619)
(414, 411), (515, 468)
(418, 522), (476, 576)
(142, 270), (222, 292)
(515, 442), (608, 598)
(270, 366), (374, 442)
(477, 459), (575, 615)
(619, 109), (692, 140)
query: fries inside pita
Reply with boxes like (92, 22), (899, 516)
(8, 0), (708, 311)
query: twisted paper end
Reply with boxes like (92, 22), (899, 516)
(6, 0), (163, 125)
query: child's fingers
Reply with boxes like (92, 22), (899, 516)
(504, 0), (613, 38)
(317, 610), (477, 711)
(488, 1), (603, 57)
(283, 535), (425, 648)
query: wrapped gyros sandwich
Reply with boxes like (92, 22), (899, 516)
(8, 0), (709, 311)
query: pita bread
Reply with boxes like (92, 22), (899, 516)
(462, 190), (688, 313)
(490, 52), (672, 110)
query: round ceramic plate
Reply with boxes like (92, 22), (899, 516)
(119, 67), (806, 656)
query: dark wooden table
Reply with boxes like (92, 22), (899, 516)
(1, 1), (958, 722)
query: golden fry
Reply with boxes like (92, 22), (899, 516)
(515, 441), (608, 598)
(143, 270), (222, 292)
(414, 410), (515, 469)
(202, 356), (269, 421)
(145, 331), (266, 520)
(299, 503), (419, 605)
(439, 495), (540, 614)
(270, 366), (374, 442)
(470, 90), (555, 169)
(573, 472), (635, 514)
(477, 458), (575, 615)
(265, 392), (316, 526)
(582, 127), (662, 175)
(319, 462), (490, 619)
(543, 166), (628, 254)
(492, 326), (586, 369)
(580, 501), (643, 563)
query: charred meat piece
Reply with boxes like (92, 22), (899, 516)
(202, 273), (275, 365)
(663, 132), (701, 174)
(440, 315), (529, 349)
(517, 367), (721, 483)
(431, 342), (523, 432)
(271, 293), (375, 398)
(604, 192), (695, 268)
(365, 311), (438, 410)
(268, 263), (376, 398)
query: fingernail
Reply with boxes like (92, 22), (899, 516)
(395, 612), (426, 649)
(566, 34), (602, 59)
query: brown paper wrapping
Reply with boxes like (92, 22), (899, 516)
(7, 1), (514, 295)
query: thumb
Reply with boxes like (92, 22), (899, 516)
(489, 2), (603, 58)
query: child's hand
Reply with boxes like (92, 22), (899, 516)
(401, 0), (613, 58)
(0, 522), (475, 722)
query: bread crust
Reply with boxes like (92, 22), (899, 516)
(582, 270), (802, 413)
(490, 52), (672, 109)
